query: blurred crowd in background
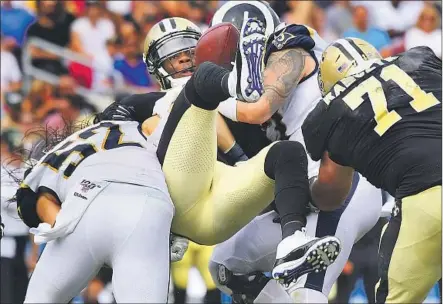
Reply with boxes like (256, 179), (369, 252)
(1, 1), (442, 303)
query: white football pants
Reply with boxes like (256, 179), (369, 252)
(24, 182), (174, 303)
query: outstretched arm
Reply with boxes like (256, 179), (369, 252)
(235, 48), (314, 124)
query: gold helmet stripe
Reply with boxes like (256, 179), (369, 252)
(345, 38), (368, 60)
(331, 41), (354, 61)
(333, 39), (365, 64)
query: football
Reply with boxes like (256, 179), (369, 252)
(195, 22), (239, 71)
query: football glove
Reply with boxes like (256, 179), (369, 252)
(95, 103), (137, 123)
(170, 234), (189, 262)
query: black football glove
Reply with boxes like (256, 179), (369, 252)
(95, 103), (137, 123)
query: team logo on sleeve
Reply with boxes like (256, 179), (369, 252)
(273, 30), (296, 50)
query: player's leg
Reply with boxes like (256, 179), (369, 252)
(157, 62), (229, 225)
(109, 184), (173, 303)
(24, 239), (101, 303)
(319, 175), (381, 295)
(376, 185), (442, 303)
(173, 139), (333, 254)
(284, 174), (381, 302)
(209, 210), (335, 303)
(361, 218), (386, 304)
(159, 63), (310, 245)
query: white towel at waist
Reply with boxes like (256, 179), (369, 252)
(30, 179), (110, 244)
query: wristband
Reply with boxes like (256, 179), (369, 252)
(225, 142), (248, 163)
(218, 98), (238, 122)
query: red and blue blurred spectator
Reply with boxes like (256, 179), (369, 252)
(113, 35), (157, 91)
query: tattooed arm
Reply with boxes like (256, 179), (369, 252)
(235, 48), (315, 124)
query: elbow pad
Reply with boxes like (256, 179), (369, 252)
(16, 187), (42, 228)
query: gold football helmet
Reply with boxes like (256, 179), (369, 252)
(143, 17), (202, 90)
(318, 38), (381, 96)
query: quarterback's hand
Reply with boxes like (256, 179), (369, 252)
(95, 103), (137, 123)
(228, 18), (267, 103)
(170, 234), (189, 262)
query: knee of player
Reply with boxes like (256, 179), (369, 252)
(264, 141), (308, 179)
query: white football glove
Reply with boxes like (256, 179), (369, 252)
(227, 17), (267, 103)
(170, 234), (189, 262)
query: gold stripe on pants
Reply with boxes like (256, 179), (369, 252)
(376, 185), (442, 303)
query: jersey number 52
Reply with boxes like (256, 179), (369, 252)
(41, 122), (144, 179)
(343, 64), (440, 136)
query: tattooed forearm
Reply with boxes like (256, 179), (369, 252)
(263, 48), (309, 114)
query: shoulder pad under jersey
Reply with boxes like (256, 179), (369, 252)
(264, 24), (316, 65)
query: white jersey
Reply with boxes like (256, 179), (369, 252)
(23, 121), (169, 202)
(280, 74), (322, 178)
(275, 28), (328, 178)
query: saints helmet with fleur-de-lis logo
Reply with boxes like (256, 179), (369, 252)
(143, 17), (202, 90)
(318, 38), (381, 96)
